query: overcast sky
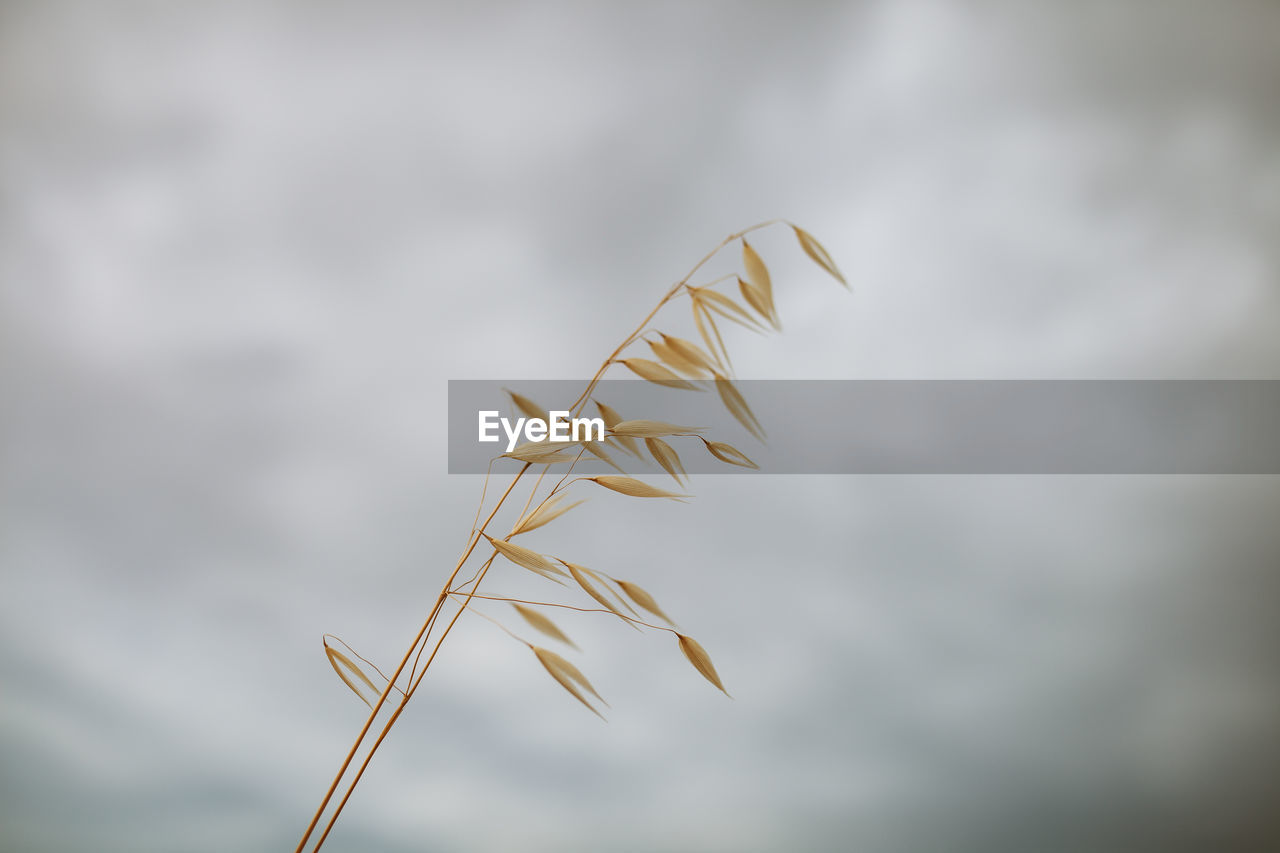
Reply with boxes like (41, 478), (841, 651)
(3, 2), (1279, 851)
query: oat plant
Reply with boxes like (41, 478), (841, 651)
(296, 220), (847, 850)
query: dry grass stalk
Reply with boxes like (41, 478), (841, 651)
(296, 220), (846, 851)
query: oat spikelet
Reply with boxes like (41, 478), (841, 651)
(738, 276), (778, 332)
(741, 240), (779, 330)
(504, 388), (546, 421)
(659, 333), (719, 375)
(299, 222), (849, 849)
(503, 440), (581, 464)
(691, 296), (732, 373)
(511, 495), (586, 536)
(713, 374), (766, 441)
(594, 400), (641, 457)
(587, 476), (688, 500)
(512, 603), (577, 649)
(648, 337), (711, 378)
(645, 437), (687, 486)
(561, 560), (639, 614)
(561, 561), (639, 626)
(692, 286), (764, 332)
(324, 642), (380, 708)
(619, 358), (702, 391)
(677, 634), (728, 695)
(792, 225), (847, 288)
(609, 419), (704, 438)
(580, 435), (626, 472)
(617, 579), (674, 625)
(484, 534), (568, 582)
(532, 646), (607, 718)
(701, 437), (759, 469)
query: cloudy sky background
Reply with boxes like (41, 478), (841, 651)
(3, 1), (1279, 851)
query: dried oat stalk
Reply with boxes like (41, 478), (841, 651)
(297, 220), (847, 851)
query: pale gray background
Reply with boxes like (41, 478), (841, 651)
(3, 2), (1279, 851)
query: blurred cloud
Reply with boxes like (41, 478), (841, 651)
(2, 1), (1278, 851)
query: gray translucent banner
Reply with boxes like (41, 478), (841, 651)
(448, 380), (1280, 474)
